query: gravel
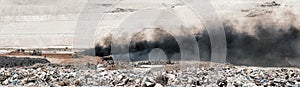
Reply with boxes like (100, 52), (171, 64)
(0, 62), (299, 86)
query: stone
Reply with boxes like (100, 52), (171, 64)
(13, 79), (18, 86)
(145, 81), (155, 86)
(167, 74), (176, 80)
(122, 78), (129, 85)
(27, 82), (35, 86)
(75, 80), (81, 86)
(155, 83), (164, 87)
(0, 60), (299, 86)
(217, 79), (227, 87)
(135, 79), (141, 84)
(2, 79), (9, 85)
(155, 75), (168, 85)
(12, 74), (18, 78)
(117, 75), (125, 80)
(274, 78), (285, 83)
(4, 72), (11, 77)
(148, 77), (156, 83)
(0, 75), (6, 82)
(58, 80), (70, 86)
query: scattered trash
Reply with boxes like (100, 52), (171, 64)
(0, 61), (298, 86)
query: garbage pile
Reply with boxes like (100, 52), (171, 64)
(0, 62), (299, 86)
(0, 56), (49, 67)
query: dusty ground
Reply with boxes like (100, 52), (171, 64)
(0, 53), (102, 65)
(46, 56), (102, 65)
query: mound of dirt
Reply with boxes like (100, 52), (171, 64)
(0, 56), (50, 67)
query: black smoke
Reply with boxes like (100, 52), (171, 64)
(224, 24), (300, 67)
(128, 28), (181, 61)
(93, 24), (300, 67)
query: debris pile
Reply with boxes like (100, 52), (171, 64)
(242, 1), (283, 17)
(0, 56), (49, 67)
(260, 1), (281, 7)
(0, 62), (299, 86)
(105, 8), (137, 13)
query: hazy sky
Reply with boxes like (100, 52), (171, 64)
(0, 0), (299, 48)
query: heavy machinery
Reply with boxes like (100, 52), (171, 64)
(102, 55), (114, 64)
(32, 49), (42, 56)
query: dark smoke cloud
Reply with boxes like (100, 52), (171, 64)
(223, 24), (299, 67)
(128, 28), (181, 61)
(94, 28), (181, 61)
(93, 23), (300, 67)
(92, 8), (300, 67)
(92, 25), (300, 67)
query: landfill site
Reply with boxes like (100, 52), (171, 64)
(1, 0), (300, 87)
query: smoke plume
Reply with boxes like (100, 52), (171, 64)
(93, 2), (300, 67)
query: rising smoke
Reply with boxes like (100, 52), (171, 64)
(93, 3), (300, 67)
(94, 24), (300, 67)
(94, 25), (300, 67)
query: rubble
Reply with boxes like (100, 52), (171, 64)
(0, 56), (50, 67)
(105, 8), (137, 13)
(241, 1), (284, 17)
(260, 1), (281, 7)
(0, 62), (298, 86)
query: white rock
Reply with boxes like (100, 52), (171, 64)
(97, 64), (104, 68)
(37, 68), (41, 71)
(145, 82), (154, 86)
(117, 75), (124, 79)
(295, 82), (300, 85)
(49, 71), (54, 74)
(12, 74), (18, 78)
(148, 77), (155, 83)
(135, 79), (141, 84)
(28, 82), (35, 86)
(154, 83), (163, 87)
(97, 68), (106, 71)
(167, 74), (176, 80)
(2, 79), (9, 85)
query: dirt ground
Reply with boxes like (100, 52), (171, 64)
(0, 53), (102, 65)
(46, 56), (102, 65)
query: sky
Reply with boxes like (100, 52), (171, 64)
(0, 0), (299, 48)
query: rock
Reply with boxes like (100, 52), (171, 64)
(12, 74), (18, 78)
(167, 74), (176, 80)
(0, 76), (6, 82)
(274, 78), (281, 83)
(122, 78), (129, 85)
(13, 79), (18, 86)
(27, 77), (37, 83)
(148, 77), (155, 83)
(155, 75), (168, 85)
(135, 79), (141, 84)
(244, 82), (257, 86)
(58, 80), (70, 86)
(27, 82), (35, 86)
(187, 78), (193, 84)
(145, 81), (155, 86)
(75, 80), (81, 86)
(2, 79), (9, 85)
(295, 82), (300, 86)
(4, 72), (11, 77)
(97, 68), (106, 71)
(117, 74), (125, 80)
(233, 81), (243, 87)
(0, 61), (299, 86)
(154, 83), (163, 87)
(97, 64), (104, 68)
(49, 71), (54, 74)
(217, 79), (227, 87)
